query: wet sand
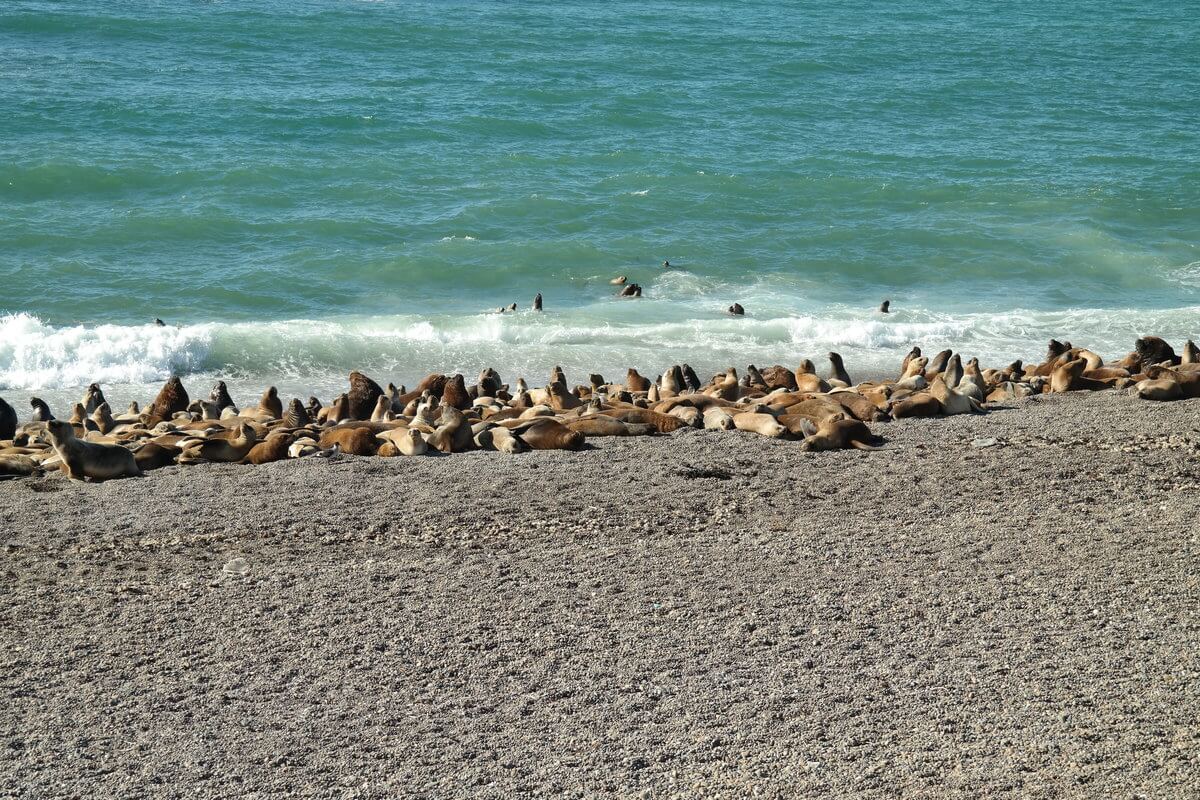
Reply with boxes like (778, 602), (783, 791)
(2, 391), (1198, 798)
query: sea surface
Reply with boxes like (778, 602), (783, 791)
(2, 0), (1198, 409)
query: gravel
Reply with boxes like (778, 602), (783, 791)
(2, 390), (1198, 798)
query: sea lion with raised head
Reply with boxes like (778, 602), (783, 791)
(210, 381), (236, 411)
(827, 352), (852, 387)
(43, 419), (140, 481)
(929, 376), (983, 415)
(377, 427), (430, 456)
(924, 350), (952, 380)
(283, 398), (310, 428)
(243, 432), (295, 465)
(145, 376), (189, 426)
(30, 398), (54, 422)
(1050, 359), (1109, 393)
(0, 397), (17, 440)
(370, 395), (393, 422)
(346, 371), (385, 420)
(81, 383), (106, 414)
(878, 300), (890, 314)
(90, 402), (116, 435)
(533, 292), (543, 311)
(179, 423), (258, 463)
(728, 303), (745, 316)
(442, 374), (472, 410)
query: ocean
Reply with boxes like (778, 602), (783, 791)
(2, 0), (1198, 410)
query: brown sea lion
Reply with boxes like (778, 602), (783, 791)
(81, 383), (106, 414)
(900, 346), (921, 375)
(513, 418), (585, 451)
(317, 426), (380, 456)
(566, 416), (631, 437)
(441, 374), (472, 410)
(243, 432), (294, 465)
(145, 376), (189, 426)
(370, 395), (393, 422)
(179, 423), (258, 463)
(1050, 359), (1109, 393)
(257, 387), (283, 420)
(1135, 378), (1183, 401)
(0, 454), (42, 479)
(547, 382), (583, 411)
(43, 419), (140, 481)
(799, 418), (882, 451)
(759, 365), (798, 391)
(1183, 340), (1198, 365)
(924, 349), (953, 380)
(601, 408), (688, 433)
(428, 406), (474, 453)
(929, 376), (983, 414)
(133, 442), (178, 471)
(827, 391), (887, 422)
(625, 369), (651, 393)
(283, 398), (310, 428)
(90, 402), (116, 434)
(346, 371), (385, 420)
(827, 352), (852, 387)
(889, 393), (942, 418)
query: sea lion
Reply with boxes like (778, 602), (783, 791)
(69, 404), (88, 426)
(900, 346), (921, 375)
(370, 395), (393, 422)
(625, 369), (651, 393)
(924, 350), (952, 380)
(942, 354), (963, 388)
(1135, 336), (1177, 367)
(610, 276), (627, 285)
(827, 391), (887, 422)
(618, 283), (642, 297)
(442, 374), (472, 410)
(133, 442), (178, 471)
(827, 353), (852, 388)
(513, 418), (584, 450)
(709, 368), (739, 401)
(81, 383), (106, 414)
(283, 398), (310, 428)
(30, 397), (54, 422)
(179, 424), (257, 463)
(256, 386), (283, 420)
(154, 318), (166, 326)
(732, 412), (787, 438)
(758, 365), (796, 391)
(378, 427), (429, 456)
(145, 376), (189, 426)
(210, 381), (236, 411)
(1050, 359), (1109, 393)
(799, 418), (882, 451)
(476, 425), (528, 453)
(428, 406), (474, 453)
(533, 292), (543, 311)
(681, 364), (703, 392)
(346, 371), (385, 420)
(566, 416), (631, 436)
(242, 432), (294, 465)
(889, 393), (942, 418)
(0, 397), (17, 440)
(1183, 340), (1198, 364)
(929, 376), (982, 414)
(728, 303), (745, 316)
(703, 406), (736, 430)
(0, 454), (42, 479)
(90, 402), (116, 434)
(667, 406), (702, 428)
(547, 382), (583, 411)
(43, 419), (140, 481)
(306, 396), (323, 419)
(1135, 378), (1183, 401)
(317, 426), (379, 456)
(879, 300), (890, 314)
(187, 399), (223, 420)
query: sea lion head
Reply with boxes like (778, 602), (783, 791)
(44, 419), (74, 446)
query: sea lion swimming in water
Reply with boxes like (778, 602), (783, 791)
(878, 299), (890, 314)
(533, 292), (543, 311)
(728, 303), (745, 316)
(43, 419), (140, 481)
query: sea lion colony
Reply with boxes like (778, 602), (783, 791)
(0, 335), (1196, 482)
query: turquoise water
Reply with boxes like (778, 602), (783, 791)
(2, 0), (1198, 405)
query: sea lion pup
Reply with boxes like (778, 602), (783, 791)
(441, 374), (472, 410)
(133, 441), (178, 471)
(610, 275), (627, 285)
(533, 292), (543, 311)
(956, 358), (986, 401)
(0, 453), (42, 479)
(30, 397), (54, 422)
(929, 376), (983, 415)
(0, 396), (18, 440)
(625, 368), (651, 393)
(878, 299), (890, 314)
(283, 398), (310, 428)
(145, 376), (189, 426)
(923, 349), (952, 380)
(895, 357), (929, 390)
(43, 419), (140, 481)
(732, 411), (787, 438)
(370, 394), (393, 422)
(728, 302), (745, 316)
(242, 431), (294, 465)
(827, 352), (852, 388)
(511, 417), (584, 451)
(90, 402), (116, 435)
(377, 427), (430, 456)
(566, 415), (631, 436)
(317, 425), (379, 456)
(799, 417), (883, 452)
(1050, 359), (1109, 393)
(81, 383), (106, 414)
(345, 370), (385, 420)
(179, 423), (257, 463)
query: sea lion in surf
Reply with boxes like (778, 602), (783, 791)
(728, 303), (745, 316)
(346, 371), (385, 420)
(533, 292), (543, 311)
(0, 397), (18, 440)
(145, 376), (189, 426)
(618, 283), (642, 297)
(42, 419), (140, 481)
(610, 276), (627, 285)
(878, 300), (890, 314)
(30, 398), (54, 422)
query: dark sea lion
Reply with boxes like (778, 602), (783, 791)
(81, 383), (106, 414)
(1135, 336), (1177, 367)
(800, 418), (882, 451)
(257, 387), (282, 420)
(746, 364), (767, 389)
(0, 397), (17, 440)
(728, 302), (745, 316)
(346, 371), (385, 420)
(146, 376), (189, 426)
(43, 419), (141, 481)
(879, 300), (890, 314)
(827, 352), (852, 386)
(619, 283), (642, 297)
(442, 374), (472, 410)
(133, 442), (178, 471)
(924, 349), (952, 380)
(0, 454), (42, 479)
(210, 381), (236, 411)
(759, 365), (797, 391)
(566, 416), (630, 436)
(1183, 340), (1198, 364)
(533, 292), (543, 311)
(90, 402), (116, 434)
(900, 346), (921, 375)
(306, 396), (323, 419)
(30, 397), (54, 422)
(827, 391), (887, 422)
(154, 318), (166, 327)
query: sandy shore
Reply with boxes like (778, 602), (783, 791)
(2, 391), (1198, 798)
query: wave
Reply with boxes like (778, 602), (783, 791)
(2, 307), (1198, 398)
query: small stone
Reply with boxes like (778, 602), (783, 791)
(222, 557), (250, 576)
(971, 438), (998, 448)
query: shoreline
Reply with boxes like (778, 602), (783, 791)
(3, 391), (1198, 797)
